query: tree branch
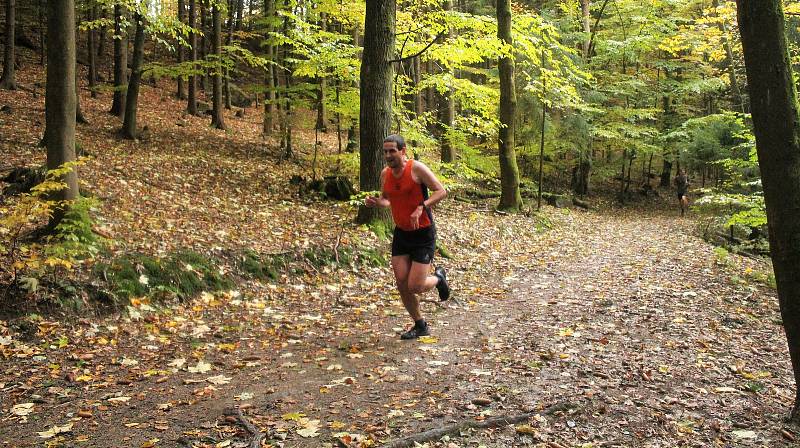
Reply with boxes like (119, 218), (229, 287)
(388, 33), (443, 64)
(379, 401), (579, 448)
(224, 407), (266, 448)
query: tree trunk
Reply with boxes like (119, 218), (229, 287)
(122, 12), (145, 139)
(572, 157), (591, 195)
(46, 0), (79, 224)
(439, 1), (456, 163)
(280, 0), (291, 157)
(75, 69), (88, 124)
(38, 0), (45, 66)
(496, 0), (522, 211)
(200, 0), (208, 92)
(177, 0), (186, 100)
(736, 0), (800, 423)
(412, 55), (422, 116)
(355, 0), (395, 225)
(315, 14), (327, 131)
(97, 8), (107, 59)
(581, 0), (591, 58)
(87, 3), (97, 98)
(211, 4), (225, 129)
(110, 3), (128, 117)
(1, 0), (18, 89)
(711, 0), (745, 113)
(262, 0), (275, 135)
(187, 0), (198, 114)
(223, 0), (233, 110)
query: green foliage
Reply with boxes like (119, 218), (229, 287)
(44, 197), (105, 268)
(0, 161), (101, 292)
(367, 219), (392, 241)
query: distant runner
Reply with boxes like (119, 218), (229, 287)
(365, 135), (451, 339)
(675, 168), (689, 217)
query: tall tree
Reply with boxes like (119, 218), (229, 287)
(199, 0), (208, 91)
(46, 0), (79, 223)
(736, 0), (800, 423)
(187, 0), (198, 114)
(496, 0), (522, 211)
(355, 0), (395, 225)
(223, 0), (234, 110)
(712, 0), (745, 113)
(0, 0), (17, 90)
(110, 3), (128, 117)
(439, 0), (456, 163)
(122, 10), (146, 139)
(87, 2), (98, 98)
(262, 0), (276, 135)
(315, 12), (327, 132)
(177, 0), (186, 100)
(210, 3), (225, 129)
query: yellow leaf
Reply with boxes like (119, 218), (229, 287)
(282, 412), (306, 421)
(417, 336), (438, 344)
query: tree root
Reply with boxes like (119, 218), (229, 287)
(224, 407), (266, 448)
(379, 401), (577, 448)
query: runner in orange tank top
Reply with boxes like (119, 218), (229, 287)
(365, 135), (451, 339)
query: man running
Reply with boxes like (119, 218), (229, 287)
(365, 134), (451, 339)
(675, 168), (689, 217)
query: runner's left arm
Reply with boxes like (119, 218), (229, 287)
(412, 162), (447, 209)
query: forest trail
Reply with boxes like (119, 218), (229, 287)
(1, 202), (791, 448)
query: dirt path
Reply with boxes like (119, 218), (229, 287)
(2, 205), (791, 448)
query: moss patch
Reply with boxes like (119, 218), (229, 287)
(95, 250), (233, 302)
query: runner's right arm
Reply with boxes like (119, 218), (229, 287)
(365, 169), (390, 208)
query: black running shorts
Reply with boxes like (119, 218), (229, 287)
(392, 225), (436, 264)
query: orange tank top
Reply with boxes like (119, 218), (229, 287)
(382, 160), (432, 231)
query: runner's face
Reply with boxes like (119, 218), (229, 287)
(384, 142), (404, 168)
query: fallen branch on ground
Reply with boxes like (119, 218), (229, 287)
(379, 401), (578, 448)
(224, 407), (266, 448)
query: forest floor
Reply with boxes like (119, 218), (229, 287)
(0, 66), (793, 448)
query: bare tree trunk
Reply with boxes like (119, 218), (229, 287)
(88, 2), (97, 98)
(200, 0), (208, 92)
(355, 0), (395, 225)
(38, 0), (45, 66)
(581, 0), (591, 59)
(110, 3), (128, 117)
(280, 0), (291, 156)
(262, 0), (275, 135)
(315, 12), (328, 131)
(223, 0), (233, 110)
(75, 68), (89, 124)
(187, 0), (198, 114)
(97, 8), (107, 59)
(46, 0), (79, 225)
(211, 4), (226, 129)
(496, 0), (522, 211)
(1, 0), (18, 89)
(736, 0), (800, 423)
(177, 0), (186, 100)
(412, 56), (422, 116)
(122, 12), (146, 139)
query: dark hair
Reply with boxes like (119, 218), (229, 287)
(383, 134), (406, 150)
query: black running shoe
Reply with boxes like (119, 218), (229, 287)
(434, 267), (451, 301)
(400, 324), (430, 340)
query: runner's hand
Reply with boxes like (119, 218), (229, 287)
(365, 196), (378, 208)
(410, 206), (423, 230)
